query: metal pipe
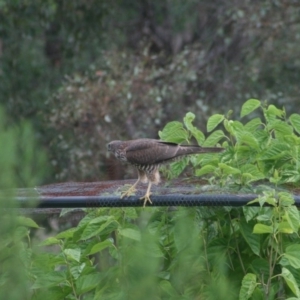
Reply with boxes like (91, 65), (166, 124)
(12, 194), (300, 208)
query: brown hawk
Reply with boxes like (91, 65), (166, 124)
(107, 139), (224, 207)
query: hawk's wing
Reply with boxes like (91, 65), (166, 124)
(125, 139), (180, 165)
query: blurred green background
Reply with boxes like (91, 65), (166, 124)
(1, 0), (300, 182)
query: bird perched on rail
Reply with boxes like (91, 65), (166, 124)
(107, 139), (224, 207)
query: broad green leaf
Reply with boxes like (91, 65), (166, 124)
(241, 99), (261, 117)
(76, 273), (104, 295)
(253, 224), (273, 234)
(243, 207), (260, 222)
(267, 104), (284, 117)
(218, 163), (241, 175)
(256, 214), (272, 222)
(281, 267), (300, 297)
(258, 142), (290, 160)
(56, 227), (77, 239)
(14, 226), (29, 240)
(250, 258), (270, 277)
(169, 159), (188, 177)
(282, 245), (300, 268)
(278, 222), (293, 234)
(183, 112), (205, 144)
(203, 130), (225, 146)
(70, 263), (85, 280)
(195, 164), (216, 176)
(244, 117), (262, 131)
(239, 219), (260, 256)
(118, 228), (141, 241)
(207, 114), (224, 132)
(279, 192), (295, 206)
(240, 164), (265, 181)
(39, 237), (61, 246)
(158, 121), (188, 143)
(32, 271), (66, 289)
(235, 131), (260, 149)
(89, 215), (112, 224)
(64, 248), (81, 262)
(87, 240), (114, 255)
(16, 216), (39, 228)
(160, 280), (180, 297)
(268, 120), (293, 137)
(124, 207), (138, 219)
(60, 208), (82, 217)
(80, 218), (118, 240)
(239, 273), (257, 300)
(285, 207), (300, 232)
(290, 113), (300, 134)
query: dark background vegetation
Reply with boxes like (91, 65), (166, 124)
(1, 0), (300, 183)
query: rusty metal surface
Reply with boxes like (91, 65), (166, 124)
(33, 178), (212, 197)
(13, 179), (300, 210)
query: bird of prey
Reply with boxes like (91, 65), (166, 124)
(107, 139), (224, 207)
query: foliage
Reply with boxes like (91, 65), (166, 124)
(0, 106), (46, 300)
(159, 99), (300, 188)
(158, 100), (300, 299)
(2, 0), (300, 183)
(2, 100), (300, 299)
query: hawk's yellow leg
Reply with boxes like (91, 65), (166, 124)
(120, 178), (140, 198)
(140, 181), (153, 207)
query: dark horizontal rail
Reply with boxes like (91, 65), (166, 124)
(12, 194), (300, 208)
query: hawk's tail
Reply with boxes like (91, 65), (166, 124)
(179, 145), (224, 155)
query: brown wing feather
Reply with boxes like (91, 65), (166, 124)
(125, 139), (223, 165)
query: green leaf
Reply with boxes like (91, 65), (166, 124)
(60, 208), (82, 217)
(32, 271), (66, 289)
(16, 216), (39, 228)
(243, 207), (260, 222)
(158, 121), (188, 143)
(241, 99), (261, 117)
(218, 163), (241, 175)
(259, 142), (290, 160)
(290, 113), (300, 134)
(183, 112), (205, 144)
(56, 227), (77, 239)
(253, 224), (273, 234)
(250, 258), (270, 277)
(39, 237), (61, 246)
(285, 207), (300, 232)
(239, 273), (257, 300)
(64, 248), (81, 262)
(279, 192), (295, 206)
(270, 120), (293, 137)
(118, 228), (141, 241)
(239, 220), (260, 256)
(281, 267), (300, 297)
(87, 239), (114, 255)
(195, 164), (216, 176)
(207, 114), (224, 132)
(80, 217), (118, 240)
(169, 159), (189, 177)
(244, 117), (262, 131)
(278, 222), (294, 234)
(282, 245), (300, 268)
(203, 130), (225, 146)
(267, 104), (284, 118)
(240, 164), (265, 181)
(76, 273), (104, 295)
(235, 131), (260, 149)
(160, 280), (180, 297)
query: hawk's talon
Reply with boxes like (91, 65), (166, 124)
(120, 185), (137, 198)
(140, 192), (152, 207)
